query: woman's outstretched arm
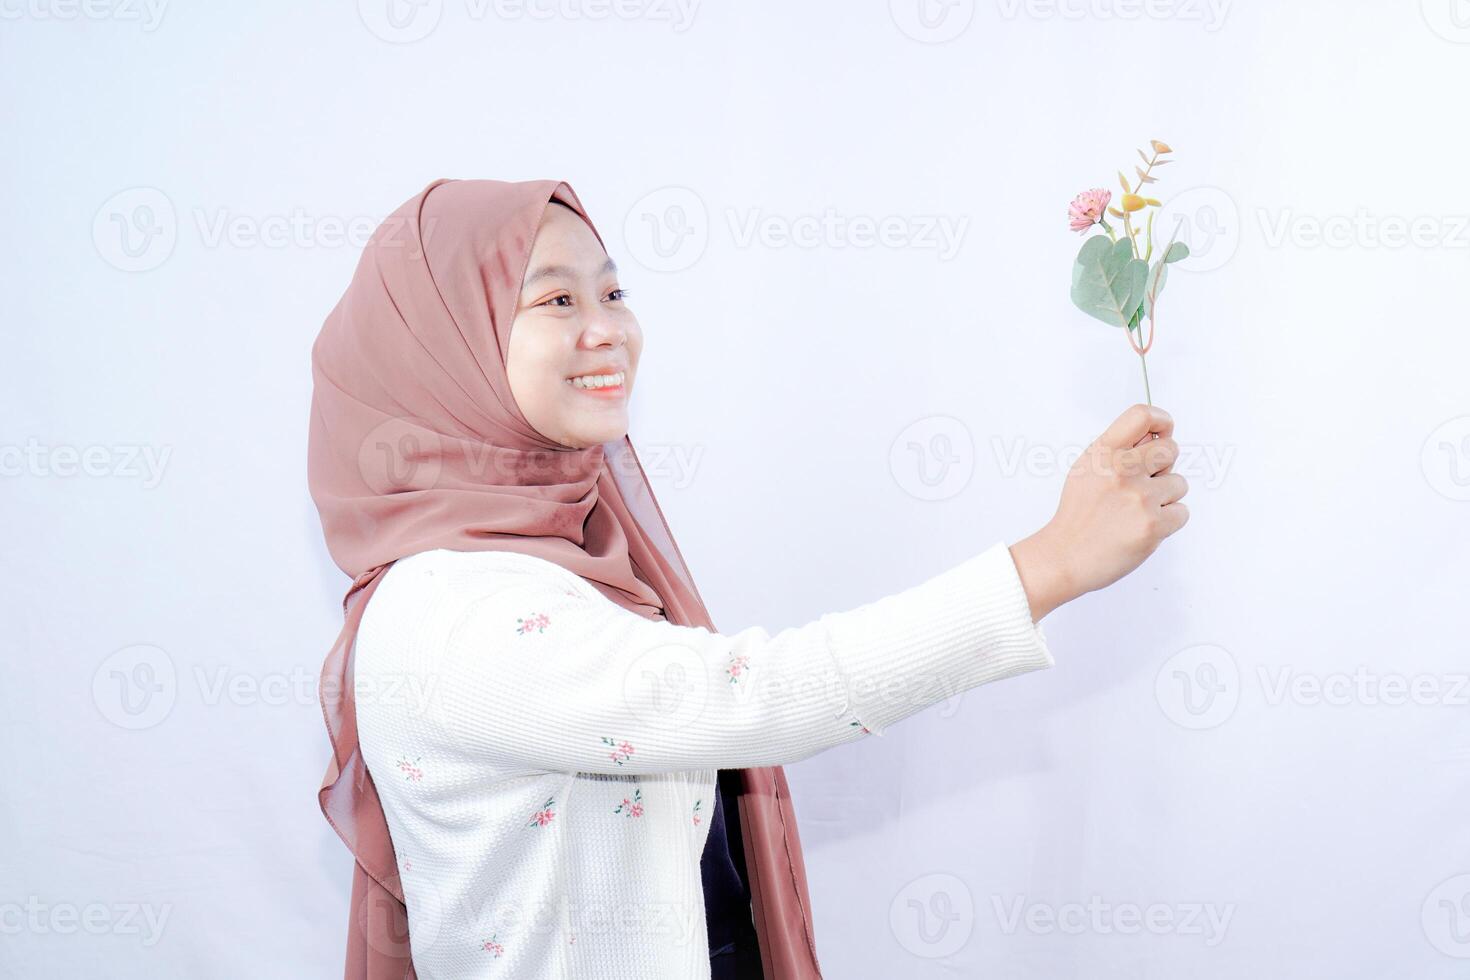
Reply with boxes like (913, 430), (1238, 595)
(354, 541), (1053, 777)
(355, 402), (1188, 778)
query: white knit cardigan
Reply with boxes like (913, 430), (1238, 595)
(353, 540), (1056, 979)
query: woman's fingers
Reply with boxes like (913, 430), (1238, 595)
(1158, 500), (1191, 536)
(1101, 403), (1174, 451)
(1148, 472), (1190, 507)
(1120, 435), (1180, 477)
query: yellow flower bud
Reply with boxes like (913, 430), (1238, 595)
(1122, 194), (1145, 212)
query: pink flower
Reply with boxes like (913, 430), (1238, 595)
(1068, 188), (1111, 233)
(615, 787), (644, 817)
(516, 612), (551, 635)
(527, 796), (557, 827)
(601, 736), (634, 765)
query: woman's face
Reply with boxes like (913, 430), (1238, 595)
(508, 201), (642, 450)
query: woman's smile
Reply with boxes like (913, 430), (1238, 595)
(566, 368), (626, 397)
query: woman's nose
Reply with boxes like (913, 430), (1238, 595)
(581, 316), (627, 350)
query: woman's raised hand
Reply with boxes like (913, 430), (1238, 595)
(1008, 403), (1190, 622)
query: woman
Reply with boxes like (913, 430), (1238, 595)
(307, 178), (1188, 980)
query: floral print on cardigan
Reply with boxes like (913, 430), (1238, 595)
(527, 796), (557, 828)
(601, 736), (635, 766)
(515, 612), (551, 635)
(613, 787), (644, 818)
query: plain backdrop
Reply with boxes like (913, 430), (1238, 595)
(3, 1), (1468, 977)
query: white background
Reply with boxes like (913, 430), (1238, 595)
(3, 1), (1468, 976)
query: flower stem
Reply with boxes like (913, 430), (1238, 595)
(1138, 347), (1153, 406)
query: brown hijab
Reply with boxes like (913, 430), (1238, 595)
(306, 178), (824, 978)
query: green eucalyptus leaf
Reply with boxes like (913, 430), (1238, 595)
(1071, 236), (1148, 328)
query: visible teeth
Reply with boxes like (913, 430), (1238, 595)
(568, 371), (625, 389)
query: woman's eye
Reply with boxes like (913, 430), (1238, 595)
(537, 289), (628, 308)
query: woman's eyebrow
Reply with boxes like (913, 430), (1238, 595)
(521, 257), (618, 290)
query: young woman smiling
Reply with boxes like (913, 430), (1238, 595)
(306, 178), (1189, 980)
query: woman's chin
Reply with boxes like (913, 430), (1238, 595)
(564, 415), (630, 449)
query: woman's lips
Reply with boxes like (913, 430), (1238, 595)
(568, 381), (625, 398)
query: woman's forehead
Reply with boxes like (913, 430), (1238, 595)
(525, 206), (610, 273)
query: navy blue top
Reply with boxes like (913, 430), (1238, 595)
(701, 770), (764, 977)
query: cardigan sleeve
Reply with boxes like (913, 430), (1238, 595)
(356, 541), (1055, 777)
